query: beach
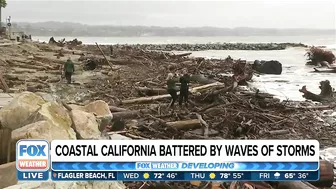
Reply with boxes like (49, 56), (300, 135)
(35, 35), (336, 101)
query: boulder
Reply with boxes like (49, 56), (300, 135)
(84, 100), (113, 118)
(35, 92), (57, 103)
(84, 100), (113, 132)
(12, 120), (75, 142)
(12, 102), (77, 142)
(70, 110), (100, 139)
(68, 104), (85, 111)
(0, 92), (45, 130)
(4, 181), (126, 189)
(253, 60), (282, 75)
(0, 162), (17, 189)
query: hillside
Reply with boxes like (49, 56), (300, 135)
(9, 21), (336, 37)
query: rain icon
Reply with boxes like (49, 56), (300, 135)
(274, 172), (280, 179)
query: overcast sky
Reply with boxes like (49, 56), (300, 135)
(2, 0), (336, 29)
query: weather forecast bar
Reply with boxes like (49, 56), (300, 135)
(51, 162), (319, 171)
(46, 171), (319, 181)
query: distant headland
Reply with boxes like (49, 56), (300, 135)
(7, 21), (336, 37)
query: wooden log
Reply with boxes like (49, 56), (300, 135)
(166, 119), (201, 130)
(170, 52), (192, 58)
(277, 182), (318, 189)
(309, 160), (334, 188)
(122, 82), (224, 104)
(273, 160), (334, 189)
(112, 109), (151, 120)
(135, 86), (167, 96)
(109, 106), (128, 112)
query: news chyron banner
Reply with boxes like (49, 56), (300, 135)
(16, 140), (320, 181)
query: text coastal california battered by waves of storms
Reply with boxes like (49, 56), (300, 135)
(54, 144), (316, 157)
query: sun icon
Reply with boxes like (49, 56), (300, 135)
(209, 173), (216, 179)
(143, 173), (150, 179)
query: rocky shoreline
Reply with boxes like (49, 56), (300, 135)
(111, 42), (309, 51)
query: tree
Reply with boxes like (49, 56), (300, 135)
(0, 0), (7, 28)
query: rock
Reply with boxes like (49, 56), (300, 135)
(12, 120), (75, 142)
(4, 181), (126, 189)
(68, 104), (85, 111)
(0, 162), (17, 189)
(13, 102), (77, 141)
(110, 134), (131, 140)
(84, 100), (113, 131)
(253, 60), (282, 75)
(70, 110), (100, 139)
(0, 92), (45, 130)
(35, 92), (57, 103)
(84, 100), (112, 118)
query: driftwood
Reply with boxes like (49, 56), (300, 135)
(309, 160), (334, 188)
(169, 52), (192, 58)
(112, 109), (151, 120)
(122, 82), (224, 104)
(135, 87), (167, 96)
(277, 182), (318, 189)
(109, 106), (128, 112)
(299, 80), (334, 102)
(271, 160), (334, 189)
(95, 42), (114, 70)
(166, 119), (201, 130)
(194, 113), (209, 137)
(313, 68), (336, 73)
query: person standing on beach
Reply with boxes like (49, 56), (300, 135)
(166, 73), (178, 108)
(179, 68), (190, 108)
(63, 57), (75, 84)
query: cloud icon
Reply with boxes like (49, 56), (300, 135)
(274, 172), (280, 177)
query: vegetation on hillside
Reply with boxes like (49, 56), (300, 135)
(12, 21), (336, 37)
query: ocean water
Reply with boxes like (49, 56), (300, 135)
(34, 35), (336, 101)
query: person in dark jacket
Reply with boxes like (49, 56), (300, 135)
(166, 73), (178, 108)
(179, 69), (190, 107)
(64, 57), (75, 84)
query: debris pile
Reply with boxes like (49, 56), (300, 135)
(48, 37), (83, 47)
(0, 41), (335, 189)
(305, 47), (336, 66)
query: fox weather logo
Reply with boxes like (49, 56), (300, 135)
(16, 140), (49, 171)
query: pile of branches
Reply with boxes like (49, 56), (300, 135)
(48, 37), (83, 47)
(305, 47), (335, 66)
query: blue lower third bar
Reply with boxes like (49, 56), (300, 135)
(17, 170), (49, 181)
(50, 171), (319, 181)
(52, 162), (318, 171)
